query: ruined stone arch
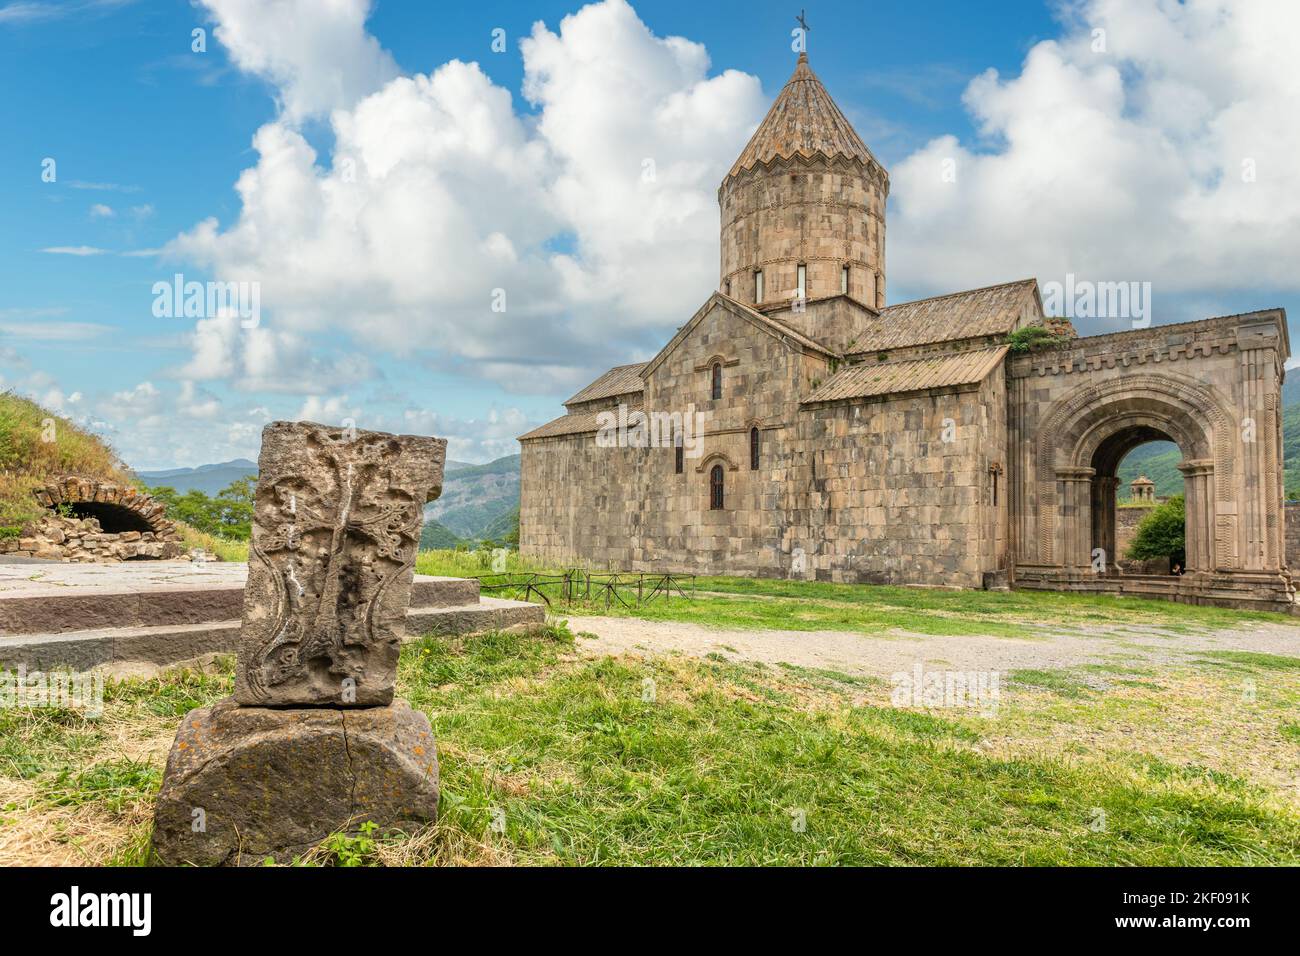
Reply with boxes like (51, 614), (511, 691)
(1034, 373), (1236, 569)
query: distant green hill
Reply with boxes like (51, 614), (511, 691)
(1116, 442), (1182, 498)
(1117, 399), (1300, 499)
(419, 518), (463, 550)
(427, 453), (520, 540)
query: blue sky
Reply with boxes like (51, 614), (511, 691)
(2, 0), (1297, 469)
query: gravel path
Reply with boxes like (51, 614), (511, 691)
(565, 614), (1300, 676)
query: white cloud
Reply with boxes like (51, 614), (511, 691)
(171, 0), (765, 396)
(400, 406), (534, 463)
(887, 0), (1300, 306)
(198, 0), (399, 124)
(176, 311), (373, 393)
(40, 246), (107, 256)
(0, 320), (112, 340)
(89, 203), (114, 218)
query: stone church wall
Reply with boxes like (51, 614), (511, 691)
(521, 301), (1008, 587)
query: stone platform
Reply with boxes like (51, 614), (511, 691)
(0, 562), (544, 671)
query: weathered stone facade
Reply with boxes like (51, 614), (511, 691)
(520, 53), (1293, 611)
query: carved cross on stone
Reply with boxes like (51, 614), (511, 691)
(233, 421), (445, 707)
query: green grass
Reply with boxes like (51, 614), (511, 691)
(4, 626), (1299, 866)
(413, 549), (1282, 637)
(1194, 651), (1300, 672)
(0, 389), (130, 527)
(397, 627), (1299, 865)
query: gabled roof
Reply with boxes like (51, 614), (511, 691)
(803, 346), (1008, 405)
(641, 291), (840, 381)
(564, 362), (646, 407)
(727, 54), (882, 182)
(518, 410), (606, 441)
(844, 279), (1042, 354)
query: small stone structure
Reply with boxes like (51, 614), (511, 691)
(152, 421), (446, 865)
(1129, 475), (1156, 502)
(0, 476), (183, 561)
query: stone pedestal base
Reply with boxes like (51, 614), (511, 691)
(151, 697), (438, 866)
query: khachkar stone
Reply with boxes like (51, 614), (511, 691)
(235, 420), (445, 707)
(152, 421), (446, 866)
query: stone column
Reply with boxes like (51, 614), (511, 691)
(1237, 321), (1285, 572)
(1091, 475), (1119, 573)
(1180, 459), (1215, 572)
(1056, 466), (1096, 571)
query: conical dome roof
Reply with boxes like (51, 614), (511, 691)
(726, 53), (882, 182)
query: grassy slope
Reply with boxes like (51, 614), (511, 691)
(0, 391), (128, 529)
(4, 624), (1297, 866)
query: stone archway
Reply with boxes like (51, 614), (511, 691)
(1036, 373), (1229, 575)
(18, 476), (184, 561)
(1009, 311), (1293, 611)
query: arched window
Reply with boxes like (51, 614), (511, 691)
(674, 431), (684, 474)
(709, 464), (724, 510)
(711, 363), (722, 400)
(750, 427), (760, 470)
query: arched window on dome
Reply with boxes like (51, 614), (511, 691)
(750, 427), (760, 470)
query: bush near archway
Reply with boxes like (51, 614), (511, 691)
(1126, 494), (1186, 569)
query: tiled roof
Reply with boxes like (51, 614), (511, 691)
(844, 279), (1040, 354)
(727, 54), (881, 181)
(803, 346), (1008, 404)
(564, 363), (646, 407)
(518, 411), (606, 441)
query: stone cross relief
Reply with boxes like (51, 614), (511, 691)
(234, 421), (445, 707)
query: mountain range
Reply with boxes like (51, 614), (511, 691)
(136, 453), (522, 546)
(136, 458), (258, 496)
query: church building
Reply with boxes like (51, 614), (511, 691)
(519, 53), (1293, 611)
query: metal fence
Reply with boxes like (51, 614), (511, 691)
(475, 568), (696, 609)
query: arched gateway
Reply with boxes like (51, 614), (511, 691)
(518, 50), (1294, 613)
(1010, 312), (1293, 610)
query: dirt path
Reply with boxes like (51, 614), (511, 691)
(564, 614), (1300, 677)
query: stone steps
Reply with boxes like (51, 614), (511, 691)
(0, 566), (480, 636)
(0, 596), (543, 672)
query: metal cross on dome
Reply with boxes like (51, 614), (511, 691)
(796, 9), (810, 34)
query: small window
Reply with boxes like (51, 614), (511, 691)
(674, 432), (684, 474)
(711, 363), (722, 400)
(709, 464), (724, 510)
(841, 264), (849, 295)
(749, 427), (760, 470)
(754, 269), (764, 303)
(796, 264), (806, 299)
(724, 278), (731, 296)
(875, 272), (884, 309)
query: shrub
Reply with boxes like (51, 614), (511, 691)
(1006, 325), (1071, 353)
(1127, 494), (1186, 567)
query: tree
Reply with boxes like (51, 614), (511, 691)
(1126, 494), (1185, 568)
(146, 476), (256, 540)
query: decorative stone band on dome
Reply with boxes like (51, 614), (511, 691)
(724, 53), (887, 187)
